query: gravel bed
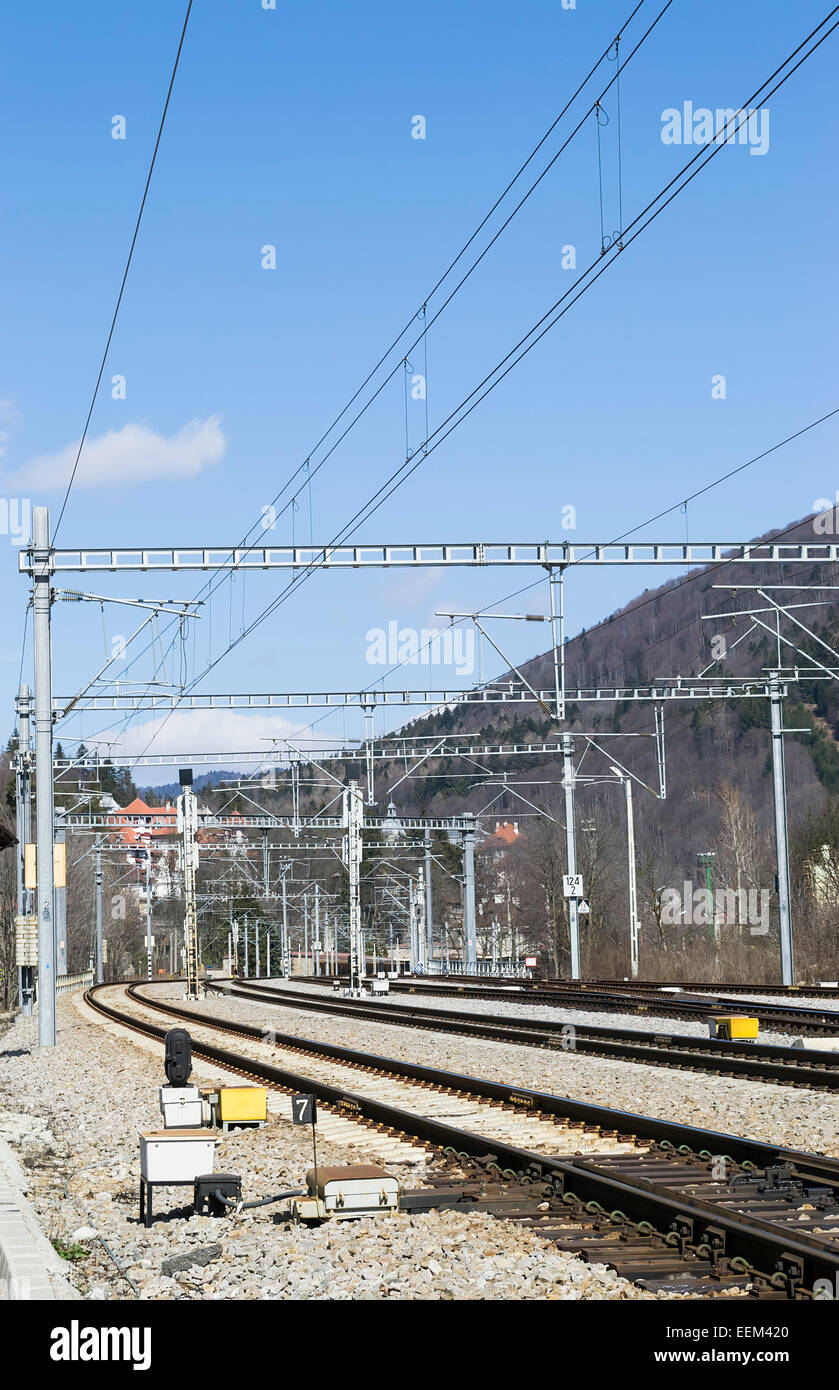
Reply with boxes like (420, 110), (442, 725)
(263, 979), (794, 1045)
(175, 984), (839, 1158)
(0, 1000), (676, 1301)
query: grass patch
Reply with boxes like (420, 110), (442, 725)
(51, 1238), (90, 1262)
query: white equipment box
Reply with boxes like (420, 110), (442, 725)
(140, 1130), (219, 1184)
(159, 1085), (203, 1128)
(293, 1165), (400, 1222)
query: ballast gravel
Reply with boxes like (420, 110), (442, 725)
(266, 978), (797, 1044)
(168, 981), (839, 1158)
(0, 1001), (679, 1302)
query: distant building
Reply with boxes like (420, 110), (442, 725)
(487, 821), (519, 848)
(808, 844), (839, 906)
(109, 797), (178, 904)
(111, 796), (178, 846)
(381, 800), (405, 838)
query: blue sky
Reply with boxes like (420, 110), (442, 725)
(1, 0), (838, 769)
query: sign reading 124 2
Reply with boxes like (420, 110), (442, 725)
(563, 874), (584, 898)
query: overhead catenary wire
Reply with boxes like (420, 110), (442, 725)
(468, 403), (839, 670)
(212, 0), (657, 553)
(332, 5), (839, 543)
(52, 0), (195, 543)
(75, 0), (674, 718)
(169, 6), (839, 690)
(55, 7), (839, 775)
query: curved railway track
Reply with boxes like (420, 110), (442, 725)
(84, 980), (839, 1299)
(213, 978), (839, 1092)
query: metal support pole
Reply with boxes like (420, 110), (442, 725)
(291, 761), (301, 837)
(145, 848), (152, 979)
(314, 883), (320, 976)
(415, 867), (427, 972)
(562, 734), (581, 979)
(655, 703), (667, 799)
(281, 871), (290, 977)
(54, 808), (67, 976)
(244, 916), (249, 978)
(624, 777), (640, 979)
(32, 506), (56, 1046)
(14, 733), (24, 1010)
(95, 836), (103, 984)
(407, 877), (416, 971)
(303, 895), (309, 975)
(15, 684), (34, 1013)
(548, 567), (566, 722)
(424, 831), (434, 967)
(363, 706), (375, 804)
(345, 780), (364, 993)
(255, 916), (261, 977)
(461, 813), (478, 972)
(770, 674), (794, 984)
(178, 774), (199, 998)
(266, 926), (270, 977)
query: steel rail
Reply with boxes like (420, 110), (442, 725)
(84, 981), (839, 1296)
(124, 983), (839, 1181)
(221, 978), (839, 1091)
(353, 977), (839, 1035)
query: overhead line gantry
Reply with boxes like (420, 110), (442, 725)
(21, 507), (824, 1041)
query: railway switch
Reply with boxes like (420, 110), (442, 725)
(292, 1164), (400, 1223)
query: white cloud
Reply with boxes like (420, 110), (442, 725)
(101, 710), (313, 774)
(5, 415), (227, 490)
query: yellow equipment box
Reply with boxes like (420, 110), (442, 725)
(217, 1086), (267, 1129)
(710, 1015), (759, 1041)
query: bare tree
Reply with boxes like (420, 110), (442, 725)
(714, 780), (763, 896)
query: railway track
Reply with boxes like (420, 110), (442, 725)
(401, 974), (839, 1000)
(84, 981), (839, 1299)
(212, 978), (839, 1092)
(330, 975), (839, 1035)
(566, 978), (839, 1000)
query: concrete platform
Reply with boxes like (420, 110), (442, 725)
(0, 1135), (80, 1301)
